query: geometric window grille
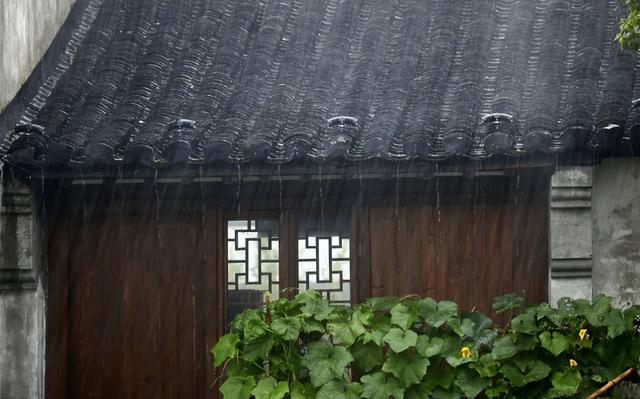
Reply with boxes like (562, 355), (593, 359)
(227, 220), (280, 299)
(297, 217), (351, 305)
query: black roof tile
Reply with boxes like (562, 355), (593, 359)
(2, 0), (640, 168)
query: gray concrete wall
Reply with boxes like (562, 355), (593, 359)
(0, 0), (76, 111)
(593, 158), (640, 307)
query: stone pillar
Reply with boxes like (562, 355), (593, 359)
(0, 180), (44, 399)
(549, 166), (593, 306)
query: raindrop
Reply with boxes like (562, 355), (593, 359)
(277, 164), (283, 226)
(154, 168), (160, 222)
(236, 163), (242, 215)
(317, 162), (325, 231)
(514, 158), (520, 206)
(153, 168), (163, 248)
(199, 165), (207, 259)
(0, 161), (4, 244)
(79, 167), (88, 226)
(357, 162), (363, 216)
(39, 164), (46, 227)
(435, 162), (441, 223)
(394, 163), (400, 218)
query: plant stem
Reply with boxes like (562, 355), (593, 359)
(586, 368), (637, 399)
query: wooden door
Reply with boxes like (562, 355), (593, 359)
(47, 209), (220, 398)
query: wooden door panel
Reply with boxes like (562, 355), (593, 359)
(49, 213), (218, 399)
(368, 200), (549, 318)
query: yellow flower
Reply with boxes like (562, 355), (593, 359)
(569, 359), (578, 367)
(578, 329), (589, 340)
(460, 346), (472, 359)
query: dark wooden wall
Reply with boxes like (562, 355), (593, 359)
(46, 199), (223, 399)
(45, 168), (550, 398)
(365, 202), (548, 313)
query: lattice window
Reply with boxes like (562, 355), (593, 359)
(227, 220), (280, 299)
(297, 217), (351, 305)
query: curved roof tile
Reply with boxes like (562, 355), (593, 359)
(2, 0), (640, 168)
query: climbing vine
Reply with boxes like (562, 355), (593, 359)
(212, 291), (640, 399)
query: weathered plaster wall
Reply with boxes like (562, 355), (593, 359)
(0, 0), (76, 111)
(0, 289), (45, 399)
(593, 158), (640, 307)
(0, 181), (44, 399)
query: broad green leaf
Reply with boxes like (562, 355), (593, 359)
(391, 303), (417, 330)
(363, 329), (387, 346)
(243, 334), (274, 361)
(448, 318), (476, 337)
(515, 333), (538, 351)
(354, 304), (375, 326)
(220, 376), (255, 399)
(585, 294), (612, 326)
(421, 336), (445, 357)
(301, 341), (354, 387)
(295, 291), (333, 321)
(404, 383), (432, 399)
(454, 368), (490, 399)
(327, 317), (366, 347)
(493, 293), (525, 314)
(361, 372), (405, 399)
(473, 329), (498, 352)
(439, 335), (462, 357)
(367, 297), (400, 312)
(303, 319), (325, 334)
(432, 386), (464, 399)
(225, 358), (263, 377)
(290, 383), (317, 399)
(232, 310), (269, 340)
(501, 358), (551, 387)
(544, 369), (581, 398)
(272, 316), (302, 341)
(511, 313), (537, 335)
(603, 310), (626, 339)
(351, 341), (384, 373)
(462, 311), (493, 337)
(414, 335), (430, 356)
(382, 350), (430, 387)
(316, 380), (362, 399)
(251, 377), (289, 399)
(531, 303), (564, 327)
(539, 331), (569, 356)
(418, 298), (458, 327)
(423, 362), (456, 390)
(212, 333), (240, 367)
(383, 327), (418, 353)
(470, 354), (500, 378)
(484, 379), (509, 398)
(491, 336), (519, 360)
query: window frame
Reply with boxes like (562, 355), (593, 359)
(223, 208), (357, 309)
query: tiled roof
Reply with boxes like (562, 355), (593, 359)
(2, 0), (640, 168)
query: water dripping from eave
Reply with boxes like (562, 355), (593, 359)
(199, 165), (207, 260)
(235, 163), (242, 215)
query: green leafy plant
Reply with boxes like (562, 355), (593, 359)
(212, 291), (640, 398)
(618, 0), (640, 50)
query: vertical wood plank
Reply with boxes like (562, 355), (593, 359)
(355, 207), (371, 302)
(369, 207), (397, 297)
(45, 213), (70, 399)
